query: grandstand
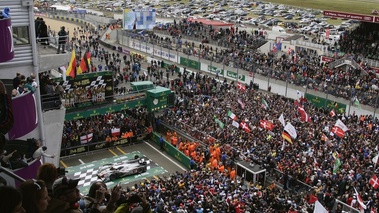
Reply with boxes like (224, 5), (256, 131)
(1, 1), (379, 212)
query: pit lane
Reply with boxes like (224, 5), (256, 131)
(60, 140), (187, 194)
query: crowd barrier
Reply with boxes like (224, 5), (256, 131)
(60, 134), (146, 157)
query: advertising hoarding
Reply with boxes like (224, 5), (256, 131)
(123, 8), (156, 30)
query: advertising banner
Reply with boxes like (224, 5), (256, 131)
(153, 49), (177, 62)
(179, 57), (200, 70)
(226, 70), (246, 82)
(65, 99), (146, 120)
(305, 93), (346, 113)
(323, 10), (374, 22)
(208, 65), (225, 76)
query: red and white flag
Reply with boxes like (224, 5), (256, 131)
(237, 82), (246, 92)
(260, 120), (275, 131)
(369, 175), (379, 189)
(329, 109), (336, 117)
(111, 128), (121, 137)
(298, 106), (311, 122)
(354, 187), (367, 210)
(335, 119), (349, 132)
(240, 121), (250, 133)
(331, 126), (345, 138)
(80, 133), (93, 144)
(238, 98), (245, 109)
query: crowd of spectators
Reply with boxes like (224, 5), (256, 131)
(146, 19), (379, 108)
(62, 108), (150, 148)
(3, 14), (379, 213)
(158, 68), (379, 212)
(338, 22), (379, 61)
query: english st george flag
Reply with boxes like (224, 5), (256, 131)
(80, 133), (93, 144)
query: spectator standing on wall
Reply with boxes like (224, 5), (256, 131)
(39, 19), (49, 47)
(159, 135), (164, 151)
(57, 26), (67, 54)
(33, 141), (55, 159)
(13, 72), (21, 89)
(33, 146), (55, 160)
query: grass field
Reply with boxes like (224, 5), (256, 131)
(262, 0), (379, 15)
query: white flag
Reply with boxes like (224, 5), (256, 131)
(373, 154), (379, 164)
(281, 140), (285, 151)
(335, 119), (349, 132)
(284, 123), (297, 139)
(313, 200), (328, 213)
(232, 120), (239, 128)
(354, 187), (367, 210)
(296, 90), (302, 99)
(60, 66), (67, 82)
(278, 113), (285, 127)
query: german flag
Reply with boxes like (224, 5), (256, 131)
(321, 133), (329, 141)
(77, 50), (91, 74)
(282, 131), (292, 144)
(65, 49), (76, 78)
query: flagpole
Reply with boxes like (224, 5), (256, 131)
(374, 95), (378, 120)
(267, 69), (270, 91)
(348, 86), (353, 116)
(285, 75), (288, 97)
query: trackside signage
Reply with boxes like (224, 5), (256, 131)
(323, 10), (374, 22)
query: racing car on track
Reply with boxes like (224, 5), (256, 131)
(97, 155), (148, 181)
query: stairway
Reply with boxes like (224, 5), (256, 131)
(328, 58), (368, 75)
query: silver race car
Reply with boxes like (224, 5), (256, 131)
(97, 155), (148, 181)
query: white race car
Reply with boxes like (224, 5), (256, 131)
(97, 156), (149, 181)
